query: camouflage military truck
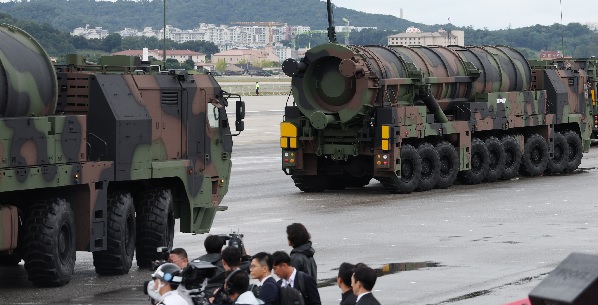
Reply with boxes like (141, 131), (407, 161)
(279, 1), (591, 193)
(531, 58), (597, 138)
(0, 24), (244, 286)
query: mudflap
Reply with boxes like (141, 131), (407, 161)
(1, 205), (19, 251)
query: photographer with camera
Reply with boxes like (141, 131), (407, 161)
(146, 248), (194, 305)
(195, 235), (226, 297)
(170, 248), (190, 269)
(150, 263), (188, 305)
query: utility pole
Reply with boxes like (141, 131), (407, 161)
(163, 0), (166, 63)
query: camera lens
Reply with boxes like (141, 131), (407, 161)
(142, 280), (150, 295)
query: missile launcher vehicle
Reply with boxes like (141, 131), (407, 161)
(280, 1), (592, 193)
(0, 24), (245, 286)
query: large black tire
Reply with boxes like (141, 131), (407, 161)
(292, 175), (329, 192)
(458, 138), (489, 185)
(546, 132), (569, 174)
(22, 198), (76, 287)
(136, 189), (174, 268)
(0, 252), (21, 266)
(500, 136), (522, 180)
(415, 143), (440, 192)
(564, 130), (583, 173)
(93, 192), (136, 275)
(435, 141), (459, 189)
(520, 134), (549, 176)
(484, 137), (506, 182)
(381, 144), (421, 194)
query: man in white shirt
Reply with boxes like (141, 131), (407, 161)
(272, 251), (321, 305)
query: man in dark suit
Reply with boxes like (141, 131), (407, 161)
(351, 263), (381, 305)
(337, 262), (357, 305)
(272, 251), (321, 305)
(249, 252), (280, 305)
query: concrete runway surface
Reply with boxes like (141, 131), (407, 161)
(1, 96), (597, 305)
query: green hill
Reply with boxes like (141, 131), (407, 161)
(0, 0), (428, 32)
(1, 0), (596, 58)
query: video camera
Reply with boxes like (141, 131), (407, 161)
(150, 246), (172, 271)
(217, 232), (247, 257)
(217, 232), (251, 272)
(144, 232), (249, 304)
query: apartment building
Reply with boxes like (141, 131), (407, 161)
(212, 49), (279, 65)
(112, 49), (206, 64)
(71, 24), (109, 39)
(387, 27), (464, 46)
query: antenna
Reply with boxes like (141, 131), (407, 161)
(327, 0), (337, 43)
(163, 0), (167, 64)
(559, 0), (565, 58)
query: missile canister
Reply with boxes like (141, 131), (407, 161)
(0, 24), (58, 117)
(284, 43), (531, 127)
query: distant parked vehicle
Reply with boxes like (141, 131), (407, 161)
(248, 70), (272, 76)
(255, 70), (272, 76)
(224, 70), (243, 76)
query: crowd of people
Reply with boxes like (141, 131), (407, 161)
(147, 223), (381, 305)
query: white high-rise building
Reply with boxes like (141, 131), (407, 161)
(387, 27), (465, 46)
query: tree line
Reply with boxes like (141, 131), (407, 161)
(291, 22), (598, 59)
(0, 0), (424, 33)
(2, 5), (597, 60)
(0, 13), (219, 61)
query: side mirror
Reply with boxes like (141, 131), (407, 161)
(235, 121), (245, 132)
(235, 100), (245, 132)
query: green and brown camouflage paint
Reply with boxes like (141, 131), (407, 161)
(282, 42), (591, 190)
(0, 24), (239, 257)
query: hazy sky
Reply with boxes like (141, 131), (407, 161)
(332, 0), (596, 30)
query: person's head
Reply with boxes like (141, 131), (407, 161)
(204, 235), (224, 254)
(250, 252), (273, 281)
(286, 223), (311, 248)
(337, 262), (355, 292)
(351, 263), (377, 295)
(272, 251), (294, 280)
(225, 269), (249, 301)
(151, 263), (182, 296)
(169, 248), (188, 269)
(221, 246), (242, 271)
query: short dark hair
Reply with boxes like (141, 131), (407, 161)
(272, 251), (291, 267)
(170, 248), (187, 259)
(338, 262), (355, 286)
(204, 235), (224, 254)
(227, 270), (249, 296)
(286, 223), (311, 247)
(222, 246), (241, 267)
(252, 252), (273, 270)
(353, 263), (377, 291)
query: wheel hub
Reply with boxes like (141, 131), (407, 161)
(531, 147), (541, 164)
(402, 161), (414, 179)
(58, 221), (71, 264)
